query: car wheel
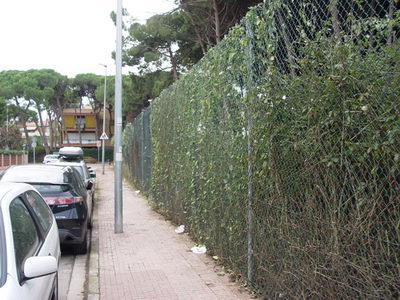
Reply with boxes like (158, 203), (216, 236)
(74, 232), (88, 255)
(51, 272), (59, 300)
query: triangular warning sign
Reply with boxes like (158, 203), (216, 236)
(100, 132), (109, 140)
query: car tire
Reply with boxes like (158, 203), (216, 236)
(74, 232), (88, 255)
(51, 272), (59, 300)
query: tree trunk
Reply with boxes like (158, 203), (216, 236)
(183, 10), (207, 54)
(46, 108), (54, 150)
(37, 106), (50, 154)
(14, 97), (31, 146)
(22, 120), (30, 145)
(276, 10), (297, 76)
(330, 0), (341, 42)
(168, 45), (179, 80)
(57, 98), (69, 145)
(107, 105), (114, 139)
(388, 0), (395, 45)
(211, 0), (221, 43)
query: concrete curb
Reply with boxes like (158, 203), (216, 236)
(87, 197), (100, 300)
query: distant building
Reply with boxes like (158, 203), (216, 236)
(61, 107), (112, 148)
(19, 121), (50, 143)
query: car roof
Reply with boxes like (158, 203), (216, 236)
(48, 161), (84, 167)
(0, 182), (36, 204)
(0, 165), (71, 185)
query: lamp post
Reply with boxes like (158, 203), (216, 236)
(114, 0), (123, 233)
(99, 64), (107, 175)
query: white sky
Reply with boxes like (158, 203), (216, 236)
(0, 0), (176, 78)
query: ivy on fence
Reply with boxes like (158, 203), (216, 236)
(124, 0), (400, 298)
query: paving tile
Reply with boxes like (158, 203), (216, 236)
(94, 166), (252, 300)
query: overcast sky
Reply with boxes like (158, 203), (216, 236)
(0, 0), (176, 78)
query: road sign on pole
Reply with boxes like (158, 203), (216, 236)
(100, 132), (109, 140)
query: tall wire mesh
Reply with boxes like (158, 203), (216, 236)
(123, 107), (152, 192)
(124, 0), (399, 298)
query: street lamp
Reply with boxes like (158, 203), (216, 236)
(99, 64), (107, 175)
(115, 0), (123, 233)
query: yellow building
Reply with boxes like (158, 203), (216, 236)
(61, 108), (113, 147)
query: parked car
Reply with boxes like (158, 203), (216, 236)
(58, 147), (83, 161)
(0, 165), (92, 254)
(43, 154), (59, 164)
(48, 161), (96, 199)
(0, 182), (60, 300)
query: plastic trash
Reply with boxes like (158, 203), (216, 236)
(175, 225), (185, 234)
(135, 190), (140, 194)
(191, 245), (207, 254)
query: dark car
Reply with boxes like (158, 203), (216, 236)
(0, 165), (92, 254)
(48, 161), (96, 200)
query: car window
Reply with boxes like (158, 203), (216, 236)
(25, 191), (53, 233)
(82, 165), (90, 180)
(73, 166), (84, 179)
(71, 169), (83, 188)
(9, 197), (40, 277)
(30, 184), (70, 193)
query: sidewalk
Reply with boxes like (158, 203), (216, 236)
(88, 165), (252, 300)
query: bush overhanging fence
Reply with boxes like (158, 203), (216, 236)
(124, 0), (400, 298)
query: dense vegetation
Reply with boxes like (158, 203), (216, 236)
(125, 0), (400, 297)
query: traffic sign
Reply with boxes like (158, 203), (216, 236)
(97, 140), (102, 147)
(100, 132), (109, 140)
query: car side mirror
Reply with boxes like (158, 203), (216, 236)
(86, 181), (93, 190)
(24, 256), (57, 279)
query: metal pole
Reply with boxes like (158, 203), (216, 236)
(114, 0), (123, 233)
(245, 18), (255, 286)
(100, 64), (107, 175)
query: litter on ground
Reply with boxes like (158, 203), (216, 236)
(175, 225), (185, 234)
(191, 245), (207, 254)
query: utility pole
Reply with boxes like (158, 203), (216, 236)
(114, 0), (123, 233)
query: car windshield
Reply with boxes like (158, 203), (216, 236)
(45, 155), (58, 159)
(30, 184), (70, 193)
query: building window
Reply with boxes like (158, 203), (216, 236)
(75, 116), (85, 129)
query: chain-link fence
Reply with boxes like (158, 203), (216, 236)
(124, 0), (399, 298)
(123, 107), (152, 192)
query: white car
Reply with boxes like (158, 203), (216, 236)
(0, 182), (60, 300)
(43, 154), (59, 164)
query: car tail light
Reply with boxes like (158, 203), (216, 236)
(44, 196), (83, 205)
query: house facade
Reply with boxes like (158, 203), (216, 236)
(61, 108), (112, 148)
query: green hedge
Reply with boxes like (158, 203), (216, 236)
(126, 1), (399, 298)
(0, 149), (24, 155)
(82, 147), (114, 162)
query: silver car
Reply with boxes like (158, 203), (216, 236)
(0, 182), (60, 300)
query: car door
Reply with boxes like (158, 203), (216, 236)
(8, 197), (53, 300)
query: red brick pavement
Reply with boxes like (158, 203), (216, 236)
(94, 166), (252, 300)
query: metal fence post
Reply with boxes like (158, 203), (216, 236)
(245, 18), (256, 286)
